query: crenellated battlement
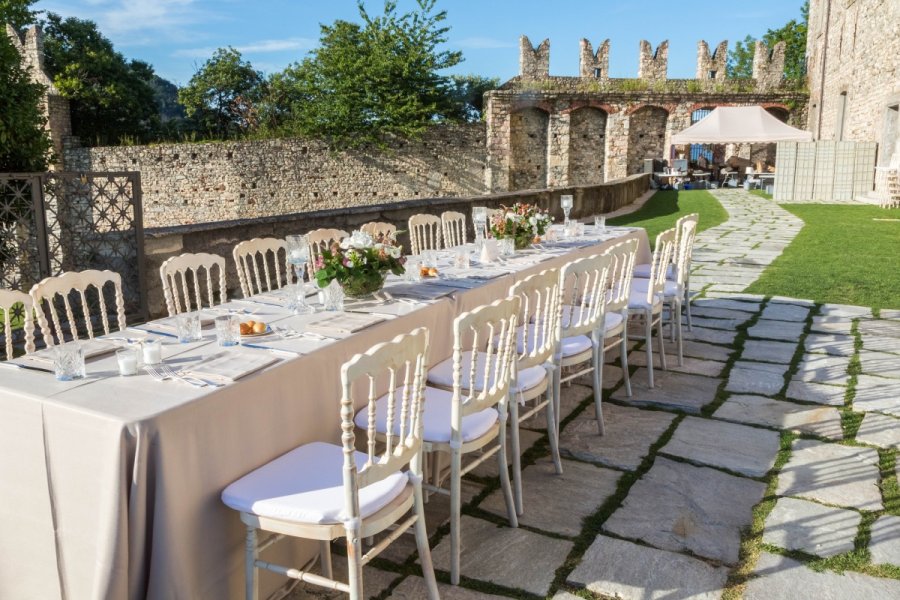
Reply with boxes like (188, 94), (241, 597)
(638, 40), (669, 81)
(753, 40), (787, 91)
(519, 35), (550, 80)
(579, 38), (610, 80)
(696, 40), (728, 81)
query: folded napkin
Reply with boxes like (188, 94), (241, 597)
(182, 351), (279, 384)
(385, 284), (456, 301)
(305, 312), (385, 336)
(28, 338), (121, 364)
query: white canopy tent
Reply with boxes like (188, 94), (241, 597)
(671, 106), (813, 145)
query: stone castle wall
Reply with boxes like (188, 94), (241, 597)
(807, 0), (900, 165)
(63, 124), (488, 228)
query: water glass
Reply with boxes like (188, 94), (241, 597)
(142, 338), (162, 365)
(215, 315), (241, 347)
(322, 280), (345, 311)
(175, 312), (202, 343)
(499, 238), (515, 256)
(404, 258), (422, 282)
(53, 342), (86, 381)
(116, 347), (139, 376)
(575, 222), (586, 237)
(453, 247), (471, 270)
(594, 215), (606, 232)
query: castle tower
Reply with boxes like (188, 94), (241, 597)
(696, 40), (727, 80)
(753, 40), (786, 90)
(638, 40), (668, 81)
(519, 35), (550, 80)
(5, 24), (72, 167)
(579, 38), (610, 80)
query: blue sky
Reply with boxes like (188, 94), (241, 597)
(34, 0), (807, 85)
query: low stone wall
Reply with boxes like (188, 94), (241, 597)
(142, 174), (649, 317)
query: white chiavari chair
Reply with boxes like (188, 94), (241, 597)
(0, 288), (35, 360)
(359, 221), (397, 240)
(223, 327), (438, 600)
(159, 253), (227, 316)
(598, 237), (640, 405)
(441, 211), (467, 248)
(307, 228), (348, 275)
(232, 238), (290, 299)
(29, 270), (126, 347)
(628, 228), (677, 388)
(408, 214), (442, 255)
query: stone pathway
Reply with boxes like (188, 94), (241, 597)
(292, 191), (900, 599)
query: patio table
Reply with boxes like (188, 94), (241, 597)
(0, 226), (649, 600)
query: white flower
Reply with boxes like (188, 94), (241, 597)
(340, 230), (374, 250)
(386, 245), (401, 258)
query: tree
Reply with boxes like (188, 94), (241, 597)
(178, 47), (264, 138)
(0, 0), (39, 32)
(447, 74), (499, 121)
(0, 29), (50, 170)
(41, 13), (160, 144)
(726, 35), (755, 79)
(263, 0), (463, 147)
(727, 1), (808, 84)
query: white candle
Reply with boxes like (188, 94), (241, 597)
(142, 340), (162, 365)
(116, 349), (138, 376)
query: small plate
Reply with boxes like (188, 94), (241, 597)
(241, 325), (273, 338)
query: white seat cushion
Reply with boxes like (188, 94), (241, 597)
(221, 441), (408, 525)
(561, 306), (624, 334)
(560, 334), (592, 357)
(633, 263), (676, 280)
(627, 288), (664, 311)
(631, 277), (681, 298)
(355, 385), (498, 444)
(427, 350), (547, 394)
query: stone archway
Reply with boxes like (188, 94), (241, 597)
(509, 107), (550, 190)
(627, 106), (668, 175)
(568, 107), (608, 185)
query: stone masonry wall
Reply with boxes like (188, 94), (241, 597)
(638, 40), (669, 81)
(807, 0), (900, 165)
(63, 124), (487, 228)
(579, 39), (610, 80)
(696, 41), (728, 80)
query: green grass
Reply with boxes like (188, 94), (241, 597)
(745, 204), (900, 309)
(608, 189), (729, 245)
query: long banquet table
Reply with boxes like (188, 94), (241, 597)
(0, 227), (649, 600)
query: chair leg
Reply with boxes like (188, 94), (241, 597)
(345, 521), (363, 599)
(669, 301), (676, 343)
(497, 404), (520, 528)
(644, 311), (655, 388)
(319, 540), (333, 579)
(412, 473), (440, 600)
(656, 314), (668, 371)
(675, 299), (684, 367)
(509, 393), (524, 516)
(592, 333), (606, 435)
(685, 285), (693, 331)
(245, 525), (258, 600)
(620, 326), (632, 398)
(450, 446), (463, 585)
(545, 365), (563, 474)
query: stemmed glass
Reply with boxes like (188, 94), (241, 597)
(560, 195), (573, 228)
(285, 234), (313, 314)
(472, 207), (487, 250)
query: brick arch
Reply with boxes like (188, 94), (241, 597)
(625, 103), (672, 116)
(510, 99), (553, 115)
(627, 105), (669, 175)
(560, 100), (617, 115)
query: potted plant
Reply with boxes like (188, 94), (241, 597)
(313, 230), (406, 297)
(489, 203), (553, 250)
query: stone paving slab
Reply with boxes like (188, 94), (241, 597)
(744, 552), (900, 599)
(785, 380), (846, 406)
(567, 534), (728, 600)
(293, 559), (399, 599)
(661, 416), (780, 477)
(741, 339), (797, 364)
(804, 333), (856, 357)
(818, 304), (873, 319)
(768, 297), (815, 308)
(858, 319), (900, 338)
(684, 326), (740, 346)
(603, 457), (766, 565)
(388, 576), (508, 599)
(612, 369), (721, 414)
(627, 350), (726, 378)
(429, 515), (573, 596)
(677, 339), (734, 362)
(809, 316), (854, 335)
(869, 515), (900, 567)
(689, 306), (756, 321)
(854, 412), (900, 449)
(760, 303), (811, 323)
(777, 439), (883, 511)
(726, 361), (788, 396)
(690, 298), (760, 313)
(747, 319), (806, 342)
(861, 333), (900, 355)
(714, 395), (843, 440)
(853, 375), (900, 416)
(762, 497), (861, 557)
(470, 428), (542, 479)
(560, 403), (676, 471)
(858, 349), (900, 379)
(794, 354), (852, 385)
(480, 458), (620, 537)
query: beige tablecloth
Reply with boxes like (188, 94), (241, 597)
(0, 228), (649, 599)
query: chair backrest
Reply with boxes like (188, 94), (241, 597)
(159, 253), (227, 316)
(646, 228), (678, 304)
(605, 237), (640, 314)
(441, 211), (467, 248)
(408, 214), (442, 255)
(30, 270), (126, 347)
(559, 253), (615, 339)
(343, 327), (430, 492)
(508, 269), (561, 370)
(307, 228), (348, 275)
(232, 238), (290, 298)
(674, 219), (698, 287)
(0, 288), (35, 359)
(673, 213), (699, 265)
(451, 297), (520, 431)
(360, 221), (397, 240)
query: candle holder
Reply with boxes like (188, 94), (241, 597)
(560, 195), (573, 227)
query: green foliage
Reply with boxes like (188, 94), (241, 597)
(178, 47), (264, 139)
(41, 13), (160, 145)
(727, 34), (756, 78)
(0, 31), (50, 170)
(0, 0), (38, 32)
(446, 74), (498, 122)
(260, 0), (463, 147)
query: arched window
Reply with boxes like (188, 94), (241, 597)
(690, 108), (714, 164)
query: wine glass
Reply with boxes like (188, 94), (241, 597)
(285, 234), (312, 314)
(472, 206), (487, 248)
(560, 195), (573, 228)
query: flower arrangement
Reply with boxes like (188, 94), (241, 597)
(313, 230), (406, 297)
(489, 203), (553, 249)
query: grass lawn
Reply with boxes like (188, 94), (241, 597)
(746, 204), (900, 310)
(608, 189), (729, 246)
